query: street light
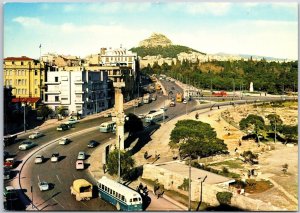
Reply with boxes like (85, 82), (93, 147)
(196, 175), (207, 211)
(22, 102), (26, 132)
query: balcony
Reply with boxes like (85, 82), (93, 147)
(44, 81), (60, 85)
(75, 100), (84, 104)
(45, 91), (61, 94)
(43, 100), (61, 104)
(74, 80), (84, 84)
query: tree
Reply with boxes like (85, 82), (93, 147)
(37, 105), (53, 119)
(239, 114), (265, 142)
(106, 149), (135, 178)
(124, 113), (144, 135)
(266, 114), (283, 131)
(280, 125), (298, 143)
(241, 150), (258, 165)
(216, 192), (233, 205)
(55, 106), (67, 116)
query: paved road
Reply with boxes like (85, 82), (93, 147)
(6, 79), (197, 211)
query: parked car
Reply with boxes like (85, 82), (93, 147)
(28, 132), (43, 139)
(183, 99), (187, 104)
(4, 151), (10, 161)
(18, 141), (36, 150)
(58, 137), (70, 145)
(87, 140), (99, 148)
(65, 118), (78, 125)
(77, 151), (86, 160)
(76, 160), (84, 170)
(35, 155), (44, 164)
(38, 181), (49, 191)
(4, 158), (15, 169)
(4, 168), (12, 180)
(4, 186), (18, 200)
(51, 153), (59, 162)
(56, 124), (70, 131)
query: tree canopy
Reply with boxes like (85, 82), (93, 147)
(106, 149), (135, 177)
(170, 120), (227, 158)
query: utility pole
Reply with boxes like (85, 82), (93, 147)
(188, 156), (191, 211)
(22, 103), (26, 132)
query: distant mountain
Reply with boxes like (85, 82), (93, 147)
(216, 52), (290, 62)
(130, 33), (205, 58)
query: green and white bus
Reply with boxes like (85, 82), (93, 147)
(145, 110), (164, 123)
(97, 176), (143, 211)
(99, 121), (116, 133)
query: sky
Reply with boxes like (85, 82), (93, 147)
(3, 2), (298, 60)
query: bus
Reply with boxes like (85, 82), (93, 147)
(145, 110), (164, 123)
(176, 93), (183, 102)
(97, 176), (143, 211)
(99, 121), (116, 133)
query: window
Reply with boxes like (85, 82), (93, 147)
(61, 98), (68, 100)
(61, 76), (68, 81)
(35, 79), (38, 85)
(104, 186), (107, 191)
(55, 96), (59, 102)
(130, 199), (132, 202)
(35, 70), (38, 75)
(21, 62), (24, 65)
(121, 195), (125, 201)
(133, 198), (138, 202)
(9, 80), (12, 85)
(35, 89), (38, 94)
(55, 77), (58, 82)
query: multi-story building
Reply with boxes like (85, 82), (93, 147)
(3, 56), (46, 108)
(44, 66), (109, 117)
(42, 53), (82, 67)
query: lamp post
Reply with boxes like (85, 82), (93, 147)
(196, 175), (207, 211)
(22, 102), (26, 132)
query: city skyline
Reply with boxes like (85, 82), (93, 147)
(4, 2), (298, 60)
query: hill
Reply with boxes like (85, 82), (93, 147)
(130, 33), (205, 58)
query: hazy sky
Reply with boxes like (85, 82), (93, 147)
(4, 2), (298, 60)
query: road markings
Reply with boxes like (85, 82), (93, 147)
(80, 201), (88, 207)
(52, 198), (65, 209)
(56, 175), (62, 184)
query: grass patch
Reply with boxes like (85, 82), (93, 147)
(209, 160), (244, 169)
(232, 179), (274, 194)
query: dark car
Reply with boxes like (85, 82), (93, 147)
(88, 140), (99, 148)
(4, 168), (12, 180)
(56, 124), (70, 131)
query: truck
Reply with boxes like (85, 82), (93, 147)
(176, 93), (183, 102)
(212, 91), (228, 97)
(70, 179), (93, 201)
(143, 93), (151, 104)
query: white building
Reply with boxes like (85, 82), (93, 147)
(44, 66), (109, 117)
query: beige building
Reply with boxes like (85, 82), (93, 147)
(3, 56), (46, 108)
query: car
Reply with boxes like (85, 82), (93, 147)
(4, 186), (18, 201)
(148, 110), (157, 114)
(35, 155), (44, 164)
(4, 168), (12, 180)
(66, 118), (78, 125)
(183, 99), (187, 104)
(76, 160), (84, 170)
(51, 153), (59, 162)
(4, 151), (10, 161)
(160, 107), (167, 111)
(104, 112), (112, 118)
(28, 132), (43, 139)
(56, 124), (70, 131)
(169, 101), (176, 107)
(18, 141), (36, 150)
(38, 181), (49, 191)
(88, 140), (99, 148)
(77, 151), (86, 160)
(58, 137), (70, 145)
(138, 114), (145, 119)
(4, 158), (15, 169)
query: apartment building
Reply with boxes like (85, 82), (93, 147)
(42, 53), (82, 67)
(44, 66), (109, 117)
(3, 56), (46, 108)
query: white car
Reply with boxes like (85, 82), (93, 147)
(51, 153), (59, 162)
(38, 181), (49, 191)
(35, 155), (44, 164)
(65, 118), (78, 125)
(77, 151), (86, 160)
(18, 141), (36, 150)
(58, 137), (70, 145)
(76, 160), (84, 170)
(183, 99), (187, 104)
(29, 132), (43, 139)
(138, 114), (145, 119)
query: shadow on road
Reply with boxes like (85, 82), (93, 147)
(125, 123), (160, 156)
(205, 204), (246, 211)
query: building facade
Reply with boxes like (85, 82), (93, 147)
(3, 56), (46, 108)
(44, 66), (109, 116)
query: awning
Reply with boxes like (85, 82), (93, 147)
(12, 97), (40, 104)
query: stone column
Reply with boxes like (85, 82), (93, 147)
(114, 82), (125, 150)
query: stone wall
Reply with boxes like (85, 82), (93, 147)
(142, 164), (283, 211)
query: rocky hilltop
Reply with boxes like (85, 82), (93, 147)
(139, 33), (172, 47)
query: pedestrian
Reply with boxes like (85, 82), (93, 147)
(103, 164), (106, 174)
(238, 139), (242, 146)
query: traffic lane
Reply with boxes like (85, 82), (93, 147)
(24, 129), (115, 210)
(146, 191), (186, 211)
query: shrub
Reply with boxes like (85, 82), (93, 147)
(216, 192), (233, 205)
